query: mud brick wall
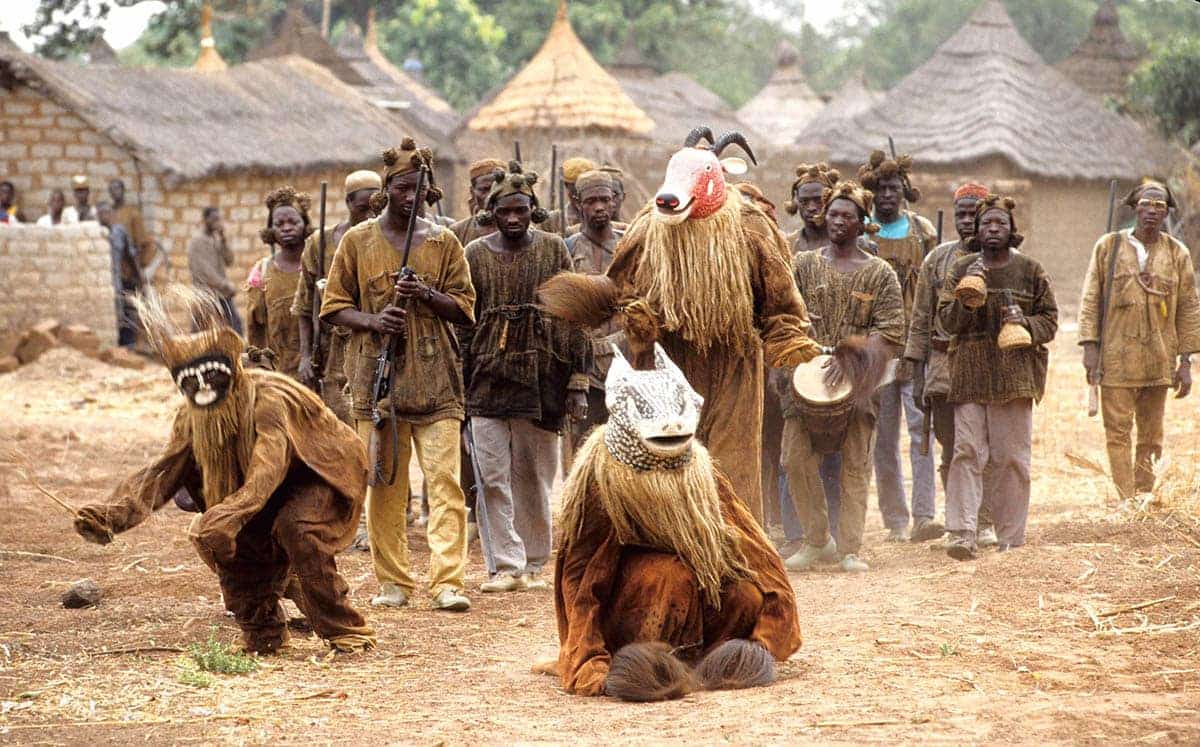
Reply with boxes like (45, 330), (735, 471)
(0, 223), (116, 341)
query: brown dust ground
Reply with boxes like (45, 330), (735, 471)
(0, 339), (1198, 745)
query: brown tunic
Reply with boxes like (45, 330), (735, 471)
(554, 459), (801, 696)
(874, 210), (937, 328)
(449, 215), (495, 247)
(1077, 231), (1200, 388)
(291, 231), (352, 384)
(246, 256), (302, 378)
(321, 218), (475, 424)
(460, 230), (589, 430)
(940, 252), (1059, 404)
(567, 228), (625, 388)
(187, 232), (237, 298)
(905, 240), (974, 397)
(776, 250), (906, 418)
(112, 203), (154, 279)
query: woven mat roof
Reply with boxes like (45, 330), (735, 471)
(737, 41), (825, 146)
(467, 1), (652, 135)
(1054, 0), (1141, 101)
(0, 47), (440, 184)
(334, 22), (459, 136)
(247, 3), (365, 85)
(798, 0), (1166, 180)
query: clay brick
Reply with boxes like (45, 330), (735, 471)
(0, 143), (28, 159)
(59, 324), (101, 356)
(15, 326), (57, 364)
(52, 159), (84, 175)
(0, 331), (20, 358)
(31, 143), (64, 159)
(3, 101), (35, 116)
(41, 128), (79, 143)
(16, 159), (49, 175)
(99, 346), (147, 370)
(64, 144), (96, 159)
(0, 356), (19, 374)
(53, 117), (83, 131)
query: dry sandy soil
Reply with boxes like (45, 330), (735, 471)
(0, 339), (1198, 745)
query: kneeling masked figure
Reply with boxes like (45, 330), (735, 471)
(73, 288), (375, 654)
(553, 344), (801, 700)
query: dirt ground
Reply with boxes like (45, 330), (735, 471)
(1, 338), (1198, 745)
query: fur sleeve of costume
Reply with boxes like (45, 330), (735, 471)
(554, 483), (622, 696)
(715, 472), (802, 661)
(78, 410), (200, 534)
(743, 207), (821, 369)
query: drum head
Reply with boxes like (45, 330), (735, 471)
(792, 354), (852, 404)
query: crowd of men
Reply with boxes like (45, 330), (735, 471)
(11, 137), (1198, 610)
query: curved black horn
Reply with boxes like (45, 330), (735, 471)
(683, 126), (714, 148)
(712, 131), (758, 165)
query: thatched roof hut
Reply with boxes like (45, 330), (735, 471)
(466, 1), (652, 135)
(795, 0), (1171, 313)
(606, 34), (753, 147)
(0, 49), (434, 184)
(797, 0), (1163, 181)
(810, 70), (879, 131)
(1054, 0), (1141, 102)
(246, 2), (365, 86)
(333, 14), (459, 137)
(737, 41), (825, 146)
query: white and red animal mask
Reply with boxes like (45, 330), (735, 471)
(653, 127), (758, 225)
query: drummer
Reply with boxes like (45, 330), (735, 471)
(778, 181), (906, 573)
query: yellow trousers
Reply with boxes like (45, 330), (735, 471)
(355, 418), (467, 597)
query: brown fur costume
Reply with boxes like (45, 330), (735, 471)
(554, 429), (801, 699)
(73, 288), (375, 654)
(541, 192), (820, 522)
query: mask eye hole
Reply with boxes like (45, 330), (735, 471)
(179, 376), (200, 396)
(205, 370), (230, 389)
(704, 163), (713, 172)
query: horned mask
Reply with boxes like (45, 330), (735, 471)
(653, 127), (757, 225)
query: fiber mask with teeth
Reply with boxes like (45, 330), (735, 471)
(171, 353), (235, 407)
(603, 343), (704, 469)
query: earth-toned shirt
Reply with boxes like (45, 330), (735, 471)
(1078, 231), (1200, 388)
(246, 255), (302, 378)
(940, 252), (1058, 404)
(905, 240), (975, 397)
(321, 218), (475, 423)
(776, 250), (905, 418)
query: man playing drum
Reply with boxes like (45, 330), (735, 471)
(778, 181), (906, 573)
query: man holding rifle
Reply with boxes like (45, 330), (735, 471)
(322, 139), (476, 612)
(1078, 179), (1200, 501)
(295, 170), (381, 422)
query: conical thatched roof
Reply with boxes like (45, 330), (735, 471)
(606, 34), (755, 147)
(815, 70), (880, 127)
(467, 1), (652, 134)
(737, 41), (825, 146)
(247, 2), (365, 85)
(193, 3), (227, 72)
(797, 0), (1166, 180)
(1055, 0), (1141, 101)
(0, 45), (439, 185)
(334, 15), (459, 136)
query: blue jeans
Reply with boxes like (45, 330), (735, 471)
(780, 453), (842, 543)
(873, 380), (936, 528)
(218, 295), (244, 335)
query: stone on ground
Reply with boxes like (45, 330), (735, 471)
(61, 578), (103, 609)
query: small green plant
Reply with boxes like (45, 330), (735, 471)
(939, 639), (960, 657)
(176, 663), (213, 688)
(187, 631), (259, 675)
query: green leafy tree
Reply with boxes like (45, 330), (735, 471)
(374, 0), (508, 111)
(1129, 36), (1200, 146)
